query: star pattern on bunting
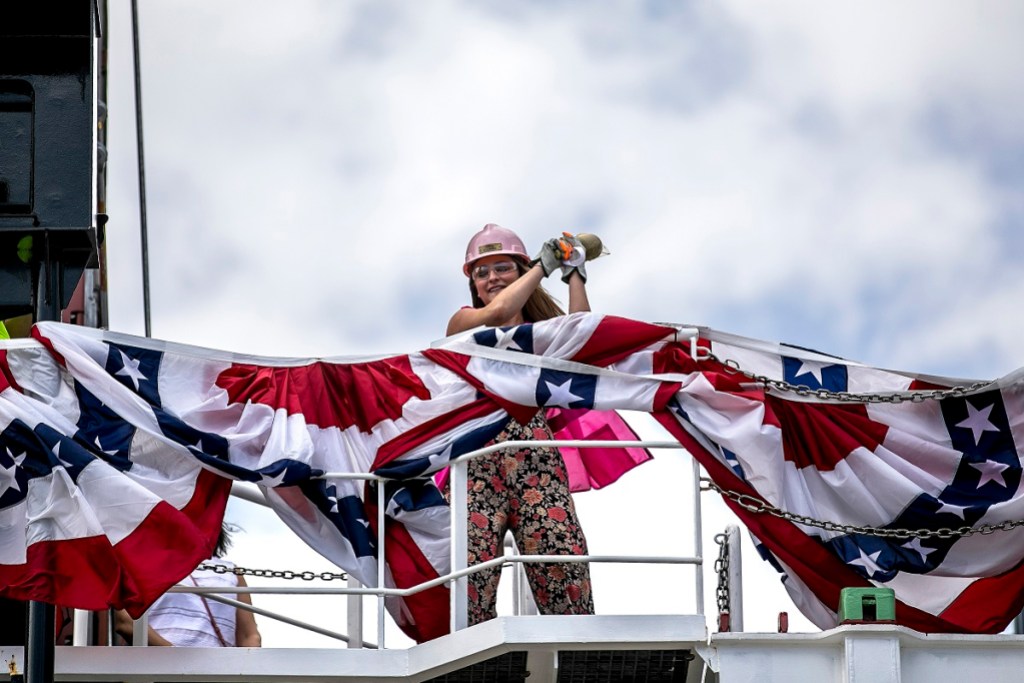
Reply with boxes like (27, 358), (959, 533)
(847, 547), (884, 578)
(794, 359), (828, 384)
(427, 444), (453, 471)
(93, 436), (120, 458)
(902, 537), (937, 563)
(259, 468), (289, 488)
(956, 401), (1000, 446)
(319, 483), (375, 555)
(325, 485), (342, 514)
(937, 391), (1021, 510)
(115, 349), (148, 390)
(493, 328), (523, 351)
(545, 379), (585, 407)
(535, 369), (596, 409)
(936, 501), (968, 519)
(73, 383), (135, 469)
(0, 447), (27, 500)
(473, 324), (534, 354)
(970, 459), (1010, 488)
(54, 442), (74, 469)
(0, 421), (47, 504)
(105, 343), (165, 406)
(781, 353), (848, 392)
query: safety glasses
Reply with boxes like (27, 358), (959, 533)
(471, 260), (519, 281)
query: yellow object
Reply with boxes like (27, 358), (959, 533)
(16, 235), (33, 263)
(576, 233), (609, 260)
(2, 314), (32, 338)
(0, 321), (9, 340)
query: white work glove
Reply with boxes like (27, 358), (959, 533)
(529, 238), (563, 277)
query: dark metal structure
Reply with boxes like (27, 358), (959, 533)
(0, 0), (103, 322)
(0, 1), (105, 681)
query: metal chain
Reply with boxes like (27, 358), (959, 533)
(696, 349), (993, 404)
(701, 478), (1024, 540)
(197, 563), (348, 581)
(713, 533), (730, 616)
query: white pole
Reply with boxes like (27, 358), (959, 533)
(71, 610), (92, 646)
(726, 524), (744, 631)
(450, 460), (469, 632)
(692, 457), (704, 616)
(376, 484), (386, 648)
(346, 576), (363, 649)
(132, 611), (148, 647)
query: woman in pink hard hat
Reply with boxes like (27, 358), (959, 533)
(446, 223), (591, 334)
(446, 223), (594, 625)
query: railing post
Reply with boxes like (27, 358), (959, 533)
(347, 576), (363, 649)
(726, 524), (744, 631)
(71, 609), (91, 646)
(376, 482), (386, 648)
(25, 601), (54, 683)
(132, 610), (148, 646)
(506, 533), (521, 616)
(692, 457), (704, 617)
(450, 459), (469, 632)
(505, 532), (535, 616)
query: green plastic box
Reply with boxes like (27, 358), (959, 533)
(838, 587), (896, 623)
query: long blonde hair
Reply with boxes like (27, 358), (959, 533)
(468, 258), (564, 322)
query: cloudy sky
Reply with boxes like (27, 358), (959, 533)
(101, 0), (1024, 647)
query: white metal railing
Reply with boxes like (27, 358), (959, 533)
(444, 439), (700, 633)
(85, 436), (708, 650)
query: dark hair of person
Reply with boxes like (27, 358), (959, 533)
(213, 524), (235, 558)
(467, 258), (565, 321)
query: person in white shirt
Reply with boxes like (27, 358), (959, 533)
(116, 525), (261, 647)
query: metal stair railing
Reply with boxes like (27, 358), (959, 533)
(81, 437), (704, 651)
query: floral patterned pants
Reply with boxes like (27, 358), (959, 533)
(455, 413), (594, 625)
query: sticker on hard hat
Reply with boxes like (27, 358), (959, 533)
(477, 242), (502, 254)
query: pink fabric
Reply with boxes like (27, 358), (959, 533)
(432, 409), (652, 493)
(545, 408), (652, 492)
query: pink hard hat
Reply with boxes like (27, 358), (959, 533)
(463, 223), (529, 275)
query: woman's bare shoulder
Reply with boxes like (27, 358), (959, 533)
(446, 307), (485, 336)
